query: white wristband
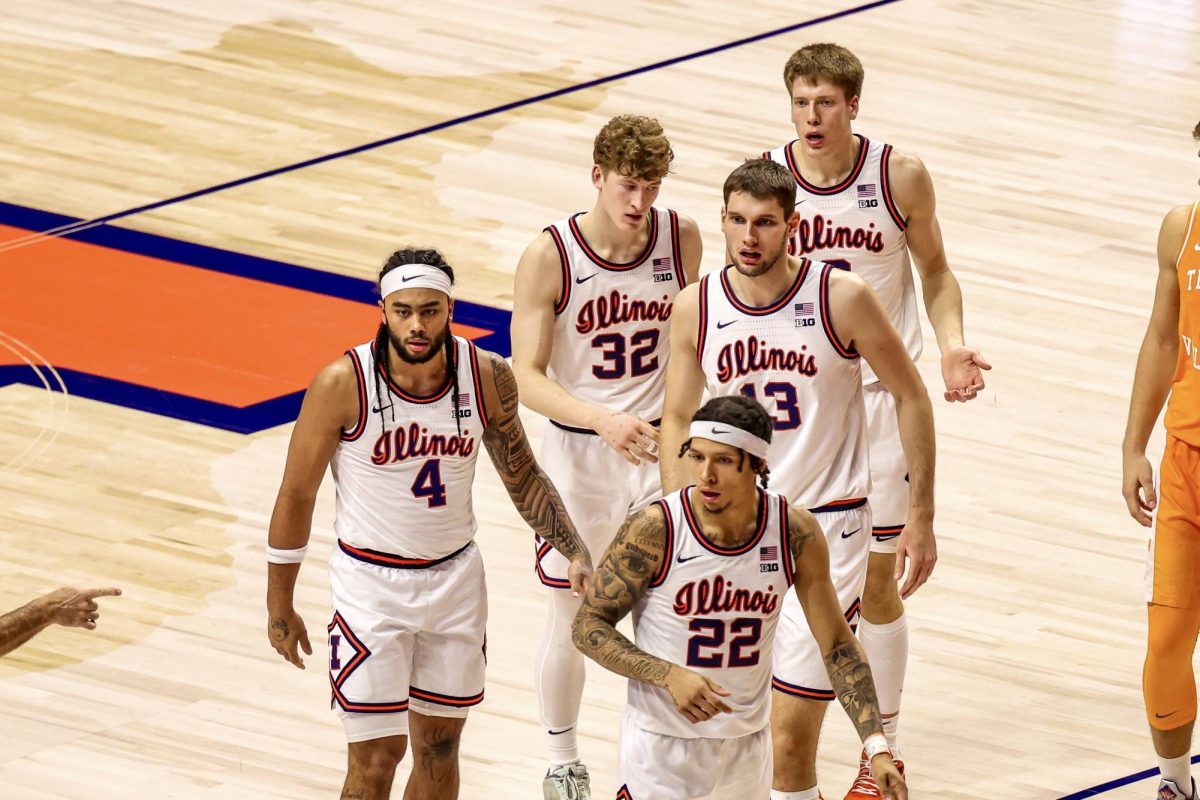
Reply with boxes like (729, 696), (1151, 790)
(864, 733), (891, 761)
(266, 545), (308, 564)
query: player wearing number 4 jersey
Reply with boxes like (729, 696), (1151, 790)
(511, 114), (701, 799)
(266, 248), (591, 800)
(660, 159), (935, 800)
(575, 396), (905, 800)
(762, 43), (990, 799)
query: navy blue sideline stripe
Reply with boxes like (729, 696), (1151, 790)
(23, 0), (901, 233)
(1056, 756), (1200, 799)
(0, 199), (511, 357)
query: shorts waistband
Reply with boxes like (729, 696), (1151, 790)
(808, 496), (868, 514)
(337, 539), (472, 569)
(549, 417), (662, 436)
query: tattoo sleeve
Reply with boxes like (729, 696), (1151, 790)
(786, 510), (816, 567)
(571, 508), (673, 687)
(824, 635), (886, 743)
(482, 355), (585, 562)
(0, 600), (51, 658)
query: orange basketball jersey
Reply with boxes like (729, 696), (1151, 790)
(1165, 201), (1200, 446)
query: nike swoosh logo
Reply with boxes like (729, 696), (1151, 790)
(710, 426), (730, 435)
(1195, 243), (1200, 252)
(796, 199), (806, 205)
(676, 553), (704, 564)
(371, 405), (387, 413)
(716, 320), (737, 329)
(401, 275), (420, 282)
(548, 726), (575, 735)
(1156, 710), (1179, 719)
(841, 528), (862, 539)
(575, 273), (599, 284)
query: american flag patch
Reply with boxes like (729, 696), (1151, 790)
(794, 302), (814, 317)
(760, 546), (778, 560)
(652, 257), (672, 272)
(455, 393), (471, 406)
(857, 183), (877, 198)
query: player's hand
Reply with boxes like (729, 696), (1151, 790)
(894, 516), (936, 599)
(567, 553), (593, 598)
(1122, 452), (1157, 527)
(268, 607), (312, 670)
(594, 412), (660, 465)
(940, 345), (991, 402)
(664, 665), (732, 724)
(39, 587), (122, 630)
(870, 753), (908, 800)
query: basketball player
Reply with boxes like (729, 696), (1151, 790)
(1122, 121), (1200, 800)
(265, 248), (592, 800)
(659, 159), (935, 800)
(0, 586), (121, 657)
(575, 396), (906, 800)
(762, 42), (990, 798)
(510, 113), (701, 798)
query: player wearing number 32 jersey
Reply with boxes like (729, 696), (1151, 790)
(266, 248), (591, 800)
(511, 114), (701, 798)
(574, 396), (906, 800)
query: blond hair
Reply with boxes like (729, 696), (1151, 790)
(782, 43), (864, 100)
(593, 114), (674, 180)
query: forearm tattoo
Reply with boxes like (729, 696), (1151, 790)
(572, 510), (672, 686)
(0, 601), (50, 658)
(482, 356), (585, 561)
(825, 638), (885, 743)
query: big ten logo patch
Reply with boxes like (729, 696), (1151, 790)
(652, 257), (674, 282)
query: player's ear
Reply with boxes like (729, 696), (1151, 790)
(591, 164), (605, 190)
(786, 210), (801, 237)
(447, 298), (454, 320)
(378, 299), (387, 324)
(848, 94), (859, 120)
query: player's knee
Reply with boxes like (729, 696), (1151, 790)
(348, 736), (408, 779)
(411, 721), (463, 766)
(863, 555), (902, 615)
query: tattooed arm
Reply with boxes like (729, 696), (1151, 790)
(479, 351), (592, 592)
(573, 504), (732, 724)
(0, 587), (122, 657)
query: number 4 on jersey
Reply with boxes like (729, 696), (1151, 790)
(411, 459), (448, 507)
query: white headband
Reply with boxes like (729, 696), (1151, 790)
(688, 421), (770, 461)
(380, 265), (453, 299)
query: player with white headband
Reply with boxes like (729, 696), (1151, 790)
(265, 247), (591, 800)
(574, 395), (906, 800)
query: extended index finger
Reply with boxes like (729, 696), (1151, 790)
(81, 587), (123, 600)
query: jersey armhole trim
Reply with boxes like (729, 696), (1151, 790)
(880, 144), (908, 232)
(341, 348), (368, 441)
(819, 264), (859, 360)
(547, 225), (572, 315)
(696, 275), (710, 363)
(648, 500), (674, 588)
(668, 209), (687, 287)
(778, 495), (796, 588)
(467, 341), (490, 429)
(1175, 201), (1200, 267)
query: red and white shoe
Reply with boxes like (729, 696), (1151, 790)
(843, 749), (905, 799)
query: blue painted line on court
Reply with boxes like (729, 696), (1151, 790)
(35, 0), (902, 235)
(1057, 755), (1200, 799)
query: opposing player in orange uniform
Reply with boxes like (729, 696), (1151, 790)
(1122, 122), (1200, 800)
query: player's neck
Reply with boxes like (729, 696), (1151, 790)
(385, 346), (451, 396)
(727, 255), (802, 307)
(577, 204), (650, 262)
(791, 133), (860, 187)
(689, 486), (761, 548)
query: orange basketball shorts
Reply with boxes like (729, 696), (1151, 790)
(1144, 435), (1200, 608)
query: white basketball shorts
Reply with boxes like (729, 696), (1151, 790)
(535, 422), (661, 588)
(864, 382), (908, 554)
(772, 501), (871, 700)
(615, 711), (771, 799)
(328, 539), (487, 742)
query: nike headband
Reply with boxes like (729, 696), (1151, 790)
(380, 265), (453, 299)
(688, 421), (770, 461)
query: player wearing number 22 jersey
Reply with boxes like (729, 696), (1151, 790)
(266, 248), (590, 799)
(511, 114), (701, 798)
(574, 396), (906, 800)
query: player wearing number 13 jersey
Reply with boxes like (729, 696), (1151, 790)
(266, 248), (590, 800)
(511, 114), (701, 797)
(574, 396), (906, 800)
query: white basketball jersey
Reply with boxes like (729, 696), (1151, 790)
(627, 487), (794, 739)
(331, 336), (487, 560)
(697, 262), (870, 509)
(764, 135), (920, 384)
(545, 208), (687, 425)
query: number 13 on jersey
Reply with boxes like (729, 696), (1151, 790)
(740, 382), (802, 431)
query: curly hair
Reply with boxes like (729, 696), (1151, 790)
(679, 395), (774, 487)
(593, 114), (674, 180)
(782, 42), (864, 101)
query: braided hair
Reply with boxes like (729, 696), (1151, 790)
(374, 247), (461, 434)
(678, 395), (774, 488)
